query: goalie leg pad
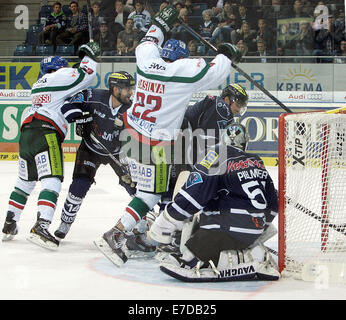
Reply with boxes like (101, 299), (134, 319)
(147, 209), (184, 244)
(160, 245), (280, 282)
(180, 213), (200, 254)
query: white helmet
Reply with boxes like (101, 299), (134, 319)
(223, 123), (249, 151)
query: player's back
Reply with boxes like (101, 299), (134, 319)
(125, 37), (232, 142)
(219, 146), (277, 214)
(194, 145), (277, 214)
(24, 57), (97, 138)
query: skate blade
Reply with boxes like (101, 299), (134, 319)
(154, 251), (171, 263)
(124, 247), (156, 259)
(93, 239), (125, 267)
(2, 233), (16, 241)
(26, 233), (59, 251)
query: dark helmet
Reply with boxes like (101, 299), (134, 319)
(223, 122), (249, 151)
(108, 71), (135, 94)
(221, 84), (248, 116)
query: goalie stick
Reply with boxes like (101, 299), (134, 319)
(178, 18), (293, 113)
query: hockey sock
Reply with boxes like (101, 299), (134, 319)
(8, 187), (29, 221)
(37, 190), (58, 221)
(121, 197), (150, 231)
(61, 178), (91, 224)
(134, 216), (147, 233)
(61, 192), (83, 224)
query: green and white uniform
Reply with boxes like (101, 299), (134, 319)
(8, 57), (97, 223)
(23, 56), (97, 139)
(123, 25), (232, 195)
(124, 27), (232, 142)
(19, 56), (97, 181)
(120, 25), (235, 230)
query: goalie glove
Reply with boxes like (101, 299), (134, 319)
(217, 43), (242, 64)
(152, 5), (179, 33)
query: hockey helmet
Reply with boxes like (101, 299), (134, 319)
(223, 122), (249, 151)
(221, 84), (248, 116)
(39, 56), (68, 77)
(108, 71), (135, 93)
(161, 39), (189, 62)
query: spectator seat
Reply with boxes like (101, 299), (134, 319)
(35, 44), (54, 56)
(13, 44), (33, 56)
(55, 45), (75, 56)
(25, 24), (44, 46)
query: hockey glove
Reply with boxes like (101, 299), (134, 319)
(217, 43), (242, 64)
(152, 5), (179, 33)
(119, 174), (136, 196)
(75, 113), (93, 137)
(78, 41), (101, 61)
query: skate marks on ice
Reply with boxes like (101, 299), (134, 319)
(91, 256), (273, 293)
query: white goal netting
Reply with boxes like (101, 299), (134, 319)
(279, 111), (346, 282)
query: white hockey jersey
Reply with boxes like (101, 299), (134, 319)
(124, 25), (233, 143)
(22, 56), (97, 139)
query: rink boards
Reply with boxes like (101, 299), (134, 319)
(0, 90), (345, 166)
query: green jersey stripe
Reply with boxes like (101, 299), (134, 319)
(31, 68), (86, 94)
(136, 63), (210, 83)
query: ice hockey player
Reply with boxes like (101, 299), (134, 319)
(93, 5), (244, 267)
(149, 123), (280, 282)
(155, 83), (249, 252)
(54, 71), (137, 240)
(1, 42), (101, 250)
(183, 83), (248, 165)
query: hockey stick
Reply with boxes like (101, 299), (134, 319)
(86, 0), (94, 42)
(89, 132), (127, 176)
(178, 19), (293, 113)
(286, 196), (346, 236)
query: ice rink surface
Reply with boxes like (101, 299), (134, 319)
(1, 161), (345, 301)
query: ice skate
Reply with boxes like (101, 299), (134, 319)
(125, 231), (157, 259)
(27, 216), (59, 250)
(155, 231), (181, 263)
(94, 227), (128, 267)
(2, 211), (18, 241)
(54, 221), (72, 240)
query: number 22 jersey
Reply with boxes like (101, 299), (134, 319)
(123, 25), (234, 143)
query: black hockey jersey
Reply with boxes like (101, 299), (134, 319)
(64, 88), (131, 156)
(184, 95), (235, 142)
(167, 144), (278, 246)
(182, 95), (235, 165)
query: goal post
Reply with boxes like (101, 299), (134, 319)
(278, 108), (346, 282)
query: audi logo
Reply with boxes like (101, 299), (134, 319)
(306, 93), (323, 100)
(250, 92), (266, 99)
(16, 91), (31, 97)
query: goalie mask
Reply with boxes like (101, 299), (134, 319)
(223, 123), (249, 151)
(221, 84), (248, 116)
(161, 39), (189, 62)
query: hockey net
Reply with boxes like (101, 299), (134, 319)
(278, 107), (346, 283)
